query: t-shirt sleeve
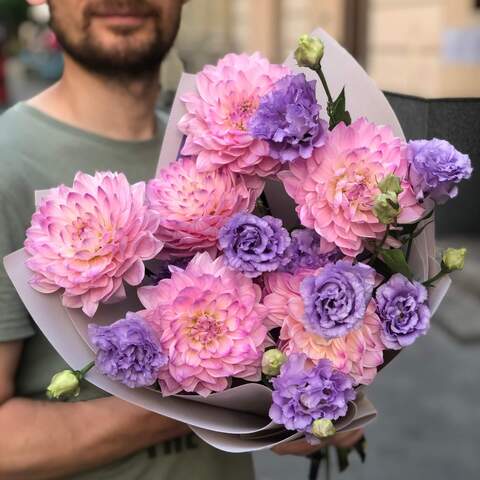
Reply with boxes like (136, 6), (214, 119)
(0, 189), (35, 342)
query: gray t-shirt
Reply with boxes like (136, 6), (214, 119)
(0, 103), (254, 479)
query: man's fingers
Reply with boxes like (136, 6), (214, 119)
(271, 438), (325, 456)
(271, 428), (365, 456)
(328, 429), (364, 449)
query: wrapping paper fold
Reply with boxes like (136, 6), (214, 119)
(190, 392), (377, 453)
(3, 247), (378, 448)
(3, 28), (451, 452)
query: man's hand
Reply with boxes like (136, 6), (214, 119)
(0, 340), (22, 404)
(0, 340), (190, 480)
(271, 428), (364, 457)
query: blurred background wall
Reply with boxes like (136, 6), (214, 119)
(172, 0), (480, 97)
(2, 0), (480, 105)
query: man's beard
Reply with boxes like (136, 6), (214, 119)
(50, 0), (179, 78)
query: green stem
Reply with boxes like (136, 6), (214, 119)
(369, 224), (391, 265)
(325, 446), (331, 480)
(405, 234), (414, 262)
(258, 191), (272, 216)
(77, 361), (95, 379)
(423, 269), (447, 287)
(145, 267), (157, 280)
(314, 66), (333, 103)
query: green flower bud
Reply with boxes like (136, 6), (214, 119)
(442, 248), (467, 272)
(294, 34), (325, 69)
(46, 370), (80, 400)
(373, 192), (400, 225)
(378, 174), (403, 195)
(262, 349), (286, 376)
(311, 418), (336, 439)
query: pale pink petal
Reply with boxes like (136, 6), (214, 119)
(278, 118), (423, 257)
(24, 171), (164, 318)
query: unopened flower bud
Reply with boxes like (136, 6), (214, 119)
(262, 349), (286, 376)
(46, 370), (80, 400)
(311, 418), (336, 439)
(442, 248), (466, 272)
(294, 34), (324, 69)
(378, 174), (403, 195)
(373, 192), (400, 224)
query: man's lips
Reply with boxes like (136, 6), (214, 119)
(91, 12), (155, 26)
(93, 12), (152, 17)
(91, 8), (155, 17)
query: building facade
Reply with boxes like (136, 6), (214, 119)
(170, 0), (480, 98)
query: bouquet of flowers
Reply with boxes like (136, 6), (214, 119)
(4, 29), (472, 476)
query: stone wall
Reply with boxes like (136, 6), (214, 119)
(367, 0), (480, 97)
(169, 0), (480, 98)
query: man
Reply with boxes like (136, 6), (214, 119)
(0, 1), (362, 478)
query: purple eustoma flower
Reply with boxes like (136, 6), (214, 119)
(249, 73), (328, 163)
(300, 260), (375, 339)
(408, 138), (472, 204)
(218, 213), (291, 278)
(269, 354), (355, 432)
(282, 229), (342, 274)
(375, 273), (430, 350)
(88, 312), (167, 388)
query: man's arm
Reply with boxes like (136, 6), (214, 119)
(0, 341), (190, 480)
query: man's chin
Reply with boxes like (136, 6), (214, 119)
(89, 21), (157, 45)
(55, 19), (171, 77)
(79, 31), (165, 74)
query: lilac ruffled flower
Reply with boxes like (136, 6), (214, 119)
(375, 273), (430, 350)
(249, 73), (328, 163)
(88, 312), (167, 388)
(218, 213), (290, 278)
(408, 138), (472, 204)
(269, 354), (355, 433)
(300, 260), (376, 339)
(281, 229), (342, 274)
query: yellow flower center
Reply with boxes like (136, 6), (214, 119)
(186, 311), (225, 345)
(229, 98), (259, 131)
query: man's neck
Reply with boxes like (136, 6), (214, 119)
(28, 56), (160, 141)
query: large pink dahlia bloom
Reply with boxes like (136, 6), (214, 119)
(25, 172), (163, 317)
(263, 270), (384, 385)
(178, 53), (290, 177)
(138, 252), (268, 396)
(279, 118), (423, 256)
(146, 157), (260, 256)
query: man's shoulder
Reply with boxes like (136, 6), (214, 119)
(0, 103), (23, 129)
(0, 105), (36, 194)
(0, 104), (31, 152)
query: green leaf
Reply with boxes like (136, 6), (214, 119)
(380, 249), (414, 279)
(336, 447), (351, 472)
(254, 192), (271, 216)
(328, 87), (352, 129)
(354, 435), (367, 463)
(308, 450), (324, 480)
(411, 220), (434, 240)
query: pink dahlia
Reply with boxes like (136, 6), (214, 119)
(146, 157), (260, 256)
(263, 270), (384, 385)
(25, 172), (163, 317)
(178, 53), (290, 177)
(138, 252), (268, 396)
(279, 118), (423, 256)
